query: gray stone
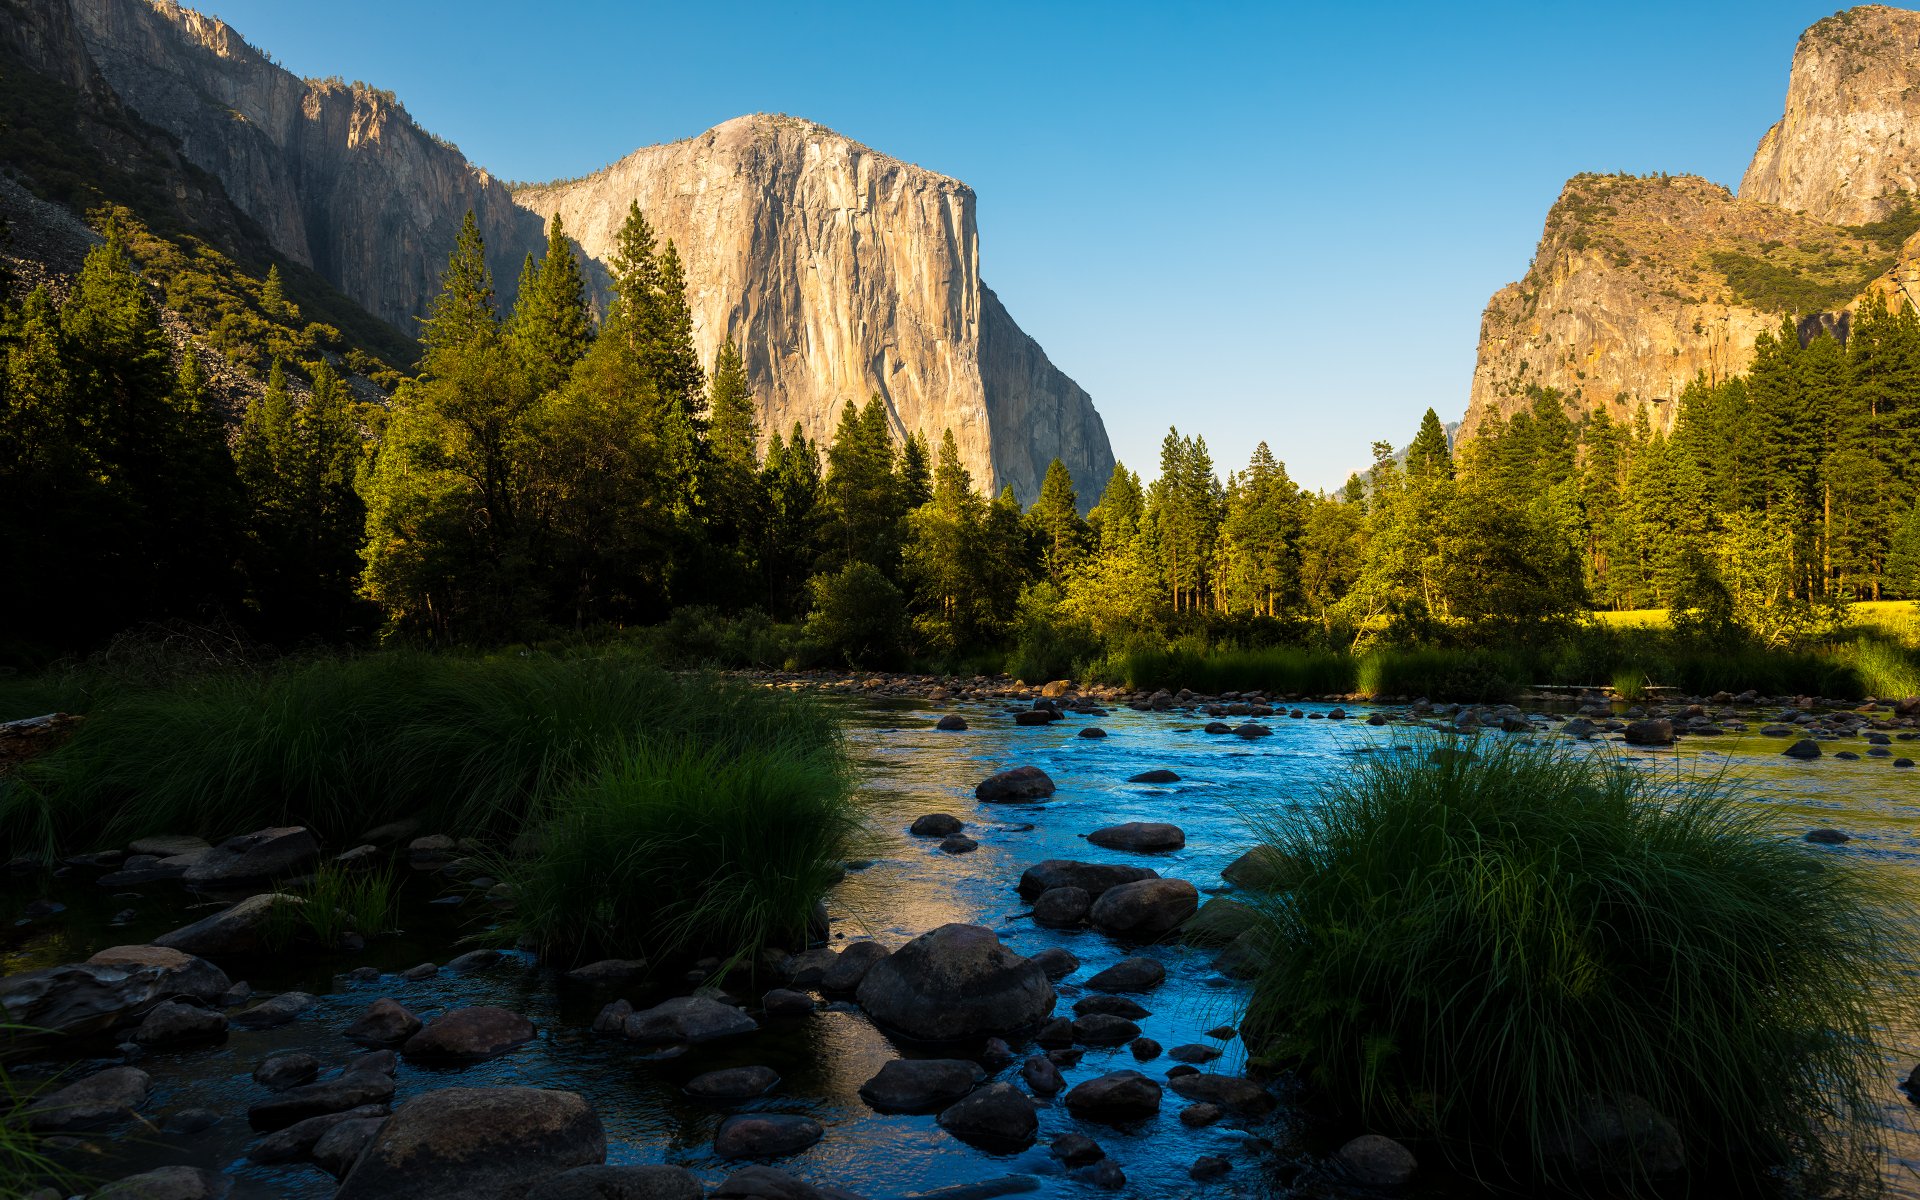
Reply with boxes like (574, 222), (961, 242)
(1220, 846), (1296, 891)
(526, 1165), (705, 1200)
(1063, 1070), (1161, 1122)
(938, 835), (978, 854)
(183, 827), (318, 886)
(1027, 947), (1079, 980)
(230, 991), (316, 1030)
(26, 1066), (149, 1131)
(1032, 886), (1090, 928)
(935, 1081), (1036, 1147)
(93, 1166), (232, 1200)
(131, 999), (226, 1046)
(1083, 957), (1164, 992)
(1179, 1102), (1222, 1127)
(247, 1055), (396, 1131)
(253, 1051), (321, 1091)
(1073, 995), (1149, 1019)
(854, 923), (1055, 1041)
(910, 813), (962, 837)
(711, 1166), (831, 1200)
(1020, 1054), (1064, 1095)
(312, 1117), (386, 1178)
(565, 959), (649, 986)
(623, 995), (757, 1044)
(934, 715), (968, 732)
(1087, 822), (1185, 852)
(1072, 1014), (1140, 1045)
(1166, 1072), (1273, 1112)
(822, 942), (891, 992)
(335, 1087), (606, 1200)
(858, 1058), (984, 1113)
(153, 893), (300, 957)
(1168, 1043), (1222, 1064)
(1050, 1133), (1104, 1166)
(1336, 1133), (1418, 1188)
(762, 988), (814, 1016)
(344, 998), (422, 1047)
(974, 766), (1056, 802)
(714, 1113), (824, 1159)
(1125, 769), (1180, 784)
(1183, 896), (1259, 946)
(1089, 877), (1199, 937)
(1784, 739), (1823, 760)
(1542, 1093), (1684, 1179)
(0, 944), (230, 1039)
(401, 1005), (534, 1063)
(1015, 860), (1158, 900)
(687, 1066), (780, 1102)
(246, 1104), (390, 1164)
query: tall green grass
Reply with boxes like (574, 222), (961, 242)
(1242, 738), (1913, 1192)
(0, 652), (839, 857)
(263, 864), (398, 949)
(1, 1042), (74, 1196)
(498, 741), (859, 964)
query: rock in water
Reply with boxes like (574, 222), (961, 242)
(713, 1114), (824, 1159)
(622, 996), (757, 1044)
(182, 826), (318, 886)
(1336, 1134), (1418, 1187)
(525, 1166), (705, 1200)
(858, 1058), (985, 1113)
(26, 1066), (149, 1131)
(935, 1082), (1037, 1148)
(401, 1006), (532, 1063)
(1089, 878), (1199, 936)
(1087, 822), (1185, 852)
(1783, 739), (1822, 760)
(1062, 1071), (1161, 1123)
(1016, 860), (1158, 900)
(686, 1066), (780, 1103)
(335, 1087), (606, 1200)
(855, 923), (1054, 1040)
(90, 1166), (232, 1199)
(975, 766), (1056, 802)
(1623, 719), (1674, 746)
(0, 944), (230, 1038)
(153, 893), (300, 956)
(344, 998), (423, 1047)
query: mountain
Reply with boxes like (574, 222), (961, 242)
(49, 0), (1112, 501)
(1461, 5), (1920, 440)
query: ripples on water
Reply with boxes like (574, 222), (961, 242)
(6, 698), (1920, 1197)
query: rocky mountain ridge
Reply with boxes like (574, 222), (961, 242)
(1463, 4), (1920, 439)
(50, 0), (1112, 500)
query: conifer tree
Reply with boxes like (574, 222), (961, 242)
(1024, 458), (1087, 585)
(899, 431), (934, 510)
(1405, 408), (1453, 480)
(510, 215), (593, 399)
(261, 263), (290, 319)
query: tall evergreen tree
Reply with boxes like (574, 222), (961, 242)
(1405, 408), (1453, 480)
(1024, 458), (1087, 586)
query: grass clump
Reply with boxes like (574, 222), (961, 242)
(499, 740), (859, 965)
(263, 864), (397, 949)
(1242, 737), (1913, 1193)
(0, 1043), (74, 1197)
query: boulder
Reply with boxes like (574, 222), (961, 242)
(1015, 860), (1158, 900)
(1072, 1014), (1140, 1045)
(313, 1117), (386, 1179)
(1063, 1070), (1161, 1122)
(1336, 1133), (1418, 1188)
(714, 1114), (824, 1159)
(938, 836), (978, 854)
(935, 1081), (1036, 1148)
(183, 827), (318, 886)
(1126, 769), (1180, 784)
(1168, 1043), (1222, 1064)
(128, 835), (211, 858)
(1542, 1093), (1684, 1179)
(1232, 722), (1272, 738)
(1051, 1133), (1104, 1166)
(1078, 727), (1106, 739)
(1073, 995), (1149, 1019)
(26, 1066), (149, 1131)
(253, 1051), (322, 1091)
(762, 989), (815, 1016)
(821, 942), (890, 992)
(335, 1087), (607, 1200)
(909, 814), (962, 837)
(1166, 1072), (1273, 1112)
(344, 998), (423, 1047)
(1783, 739), (1823, 760)
(248, 1053), (396, 1131)
(402, 1006), (535, 1063)
(153, 893), (299, 957)
(1027, 947), (1079, 981)
(854, 923), (1055, 1041)
(974, 766), (1056, 802)
(230, 991), (317, 1030)
(565, 959), (649, 986)
(247, 1104), (390, 1164)
(1220, 845), (1296, 891)
(1021, 1054), (1064, 1095)
(1032, 886), (1091, 928)
(1013, 710), (1056, 726)
(1089, 878), (1199, 937)
(623, 996), (758, 1044)
(1179, 1102), (1223, 1127)
(445, 949), (503, 974)
(687, 1066), (781, 1102)
(1086, 822), (1185, 853)
(93, 1166), (232, 1200)
(1623, 720), (1674, 747)
(131, 999), (227, 1046)
(934, 714), (968, 731)
(858, 1058), (985, 1113)
(1083, 957), (1165, 992)
(0, 944), (230, 1038)
(1182, 896), (1258, 946)
(711, 1166), (833, 1200)
(526, 1165), (705, 1200)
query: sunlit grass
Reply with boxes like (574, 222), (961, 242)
(1242, 737), (1915, 1193)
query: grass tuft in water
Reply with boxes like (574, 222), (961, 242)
(1242, 736), (1914, 1193)
(497, 740), (860, 965)
(262, 863), (398, 950)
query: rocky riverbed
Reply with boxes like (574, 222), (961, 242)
(4, 686), (1920, 1199)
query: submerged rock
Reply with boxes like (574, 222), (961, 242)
(687, 1066), (781, 1103)
(935, 1082), (1036, 1148)
(1063, 1070), (1161, 1122)
(402, 1006), (534, 1063)
(1087, 822), (1185, 852)
(1125, 769), (1180, 784)
(714, 1113), (824, 1159)
(1015, 860), (1157, 900)
(854, 923), (1054, 1041)
(974, 766), (1056, 802)
(1089, 878), (1198, 937)
(623, 996), (757, 1044)
(335, 1086), (606, 1200)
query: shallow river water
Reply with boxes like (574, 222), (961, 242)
(7, 696), (1920, 1198)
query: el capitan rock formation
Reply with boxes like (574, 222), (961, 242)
(54, 0), (1111, 500)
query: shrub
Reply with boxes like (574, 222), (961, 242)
(1242, 739), (1912, 1191)
(498, 739), (859, 964)
(805, 564), (905, 668)
(264, 863), (397, 949)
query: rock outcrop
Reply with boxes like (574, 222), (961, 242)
(1740, 6), (1920, 225)
(1463, 7), (1920, 441)
(62, 1), (1113, 500)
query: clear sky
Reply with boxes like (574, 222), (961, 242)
(192, 0), (1845, 492)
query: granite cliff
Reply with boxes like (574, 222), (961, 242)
(1463, 5), (1920, 439)
(53, 0), (1111, 500)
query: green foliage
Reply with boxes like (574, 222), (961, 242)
(1243, 739), (1913, 1191)
(500, 739), (858, 964)
(0, 651), (835, 858)
(806, 563), (905, 668)
(1708, 248), (1889, 316)
(0, 1048), (75, 1198)
(261, 864), (396, 949)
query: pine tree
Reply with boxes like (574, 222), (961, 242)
(1406, 408), (1453, 480)
(261, 263), (290, 319)
(899, 431), (934, 510)
(822, 396), (904, 575)
(511, 215), (593, 398)
(760, 422), (824, 616)
(1024, 458), (1087, 586)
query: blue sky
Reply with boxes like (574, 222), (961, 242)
(198, 0), (1844, 491)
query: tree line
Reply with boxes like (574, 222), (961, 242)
(5, 209), (1919, 667)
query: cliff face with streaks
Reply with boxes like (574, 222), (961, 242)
(59, 0), (1111, 499)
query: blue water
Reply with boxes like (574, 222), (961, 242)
(7, 696), (1920, 1198)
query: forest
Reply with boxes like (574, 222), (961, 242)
(4, 205), (1920, 693)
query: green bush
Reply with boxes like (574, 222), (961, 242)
(805, 564), (906, 668)
(1243, 739), (1911, 1191)
(263, 863), (398, 949)
(499, 739), (858, 964)
(1356, 647), (1521, 702)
